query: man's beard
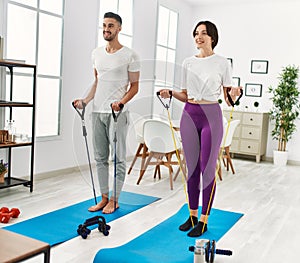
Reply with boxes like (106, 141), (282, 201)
(103, 31), (116, 41)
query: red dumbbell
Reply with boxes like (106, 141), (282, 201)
(0, 207), (21, 223)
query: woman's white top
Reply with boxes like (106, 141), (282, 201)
(92, 46), (140, 113)
(181, 54), (232, 102)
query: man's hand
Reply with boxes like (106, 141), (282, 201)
(73, 99), (84, 109)
(111, 101), (123, 111)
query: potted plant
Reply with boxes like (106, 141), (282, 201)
(0, 159), (8, 183)
(268, 65), (300, 165)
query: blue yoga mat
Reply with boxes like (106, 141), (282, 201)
(3, 191), (159, 246)
(94, 204), (243, 263)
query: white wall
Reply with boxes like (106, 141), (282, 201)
(188, 0), (300, 162)
(5, 0), (300, 179)
(10, 0), (194, 177)
(11, 0), (100, 176)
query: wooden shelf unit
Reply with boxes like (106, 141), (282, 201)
(0, 59), (36, 192)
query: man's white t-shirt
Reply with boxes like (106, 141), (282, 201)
(181, 54), (232, 102)
(92, 46), (140, 113)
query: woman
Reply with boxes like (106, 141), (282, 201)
(159, 21), (240, 237)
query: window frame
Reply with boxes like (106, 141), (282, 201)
(97, 0), (134, 48)
(3, 0), (65, 140)
(153, 4), (179, 118)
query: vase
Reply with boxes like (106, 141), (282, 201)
(273, 150), (288, 166)
(0, 170), (7, 183)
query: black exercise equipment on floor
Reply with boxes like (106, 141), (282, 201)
(189, 239), (232, 263)
(77, 216), (111, 239)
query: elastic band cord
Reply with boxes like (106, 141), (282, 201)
(201, 106), (235, 233)
(166, 109), (194, 228)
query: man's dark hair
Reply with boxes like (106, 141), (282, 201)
(193, 21), (218, 49)
(104, 12), (122, 26)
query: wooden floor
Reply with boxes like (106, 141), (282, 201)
(1, 158), (299, 263)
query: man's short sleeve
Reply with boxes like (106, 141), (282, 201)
(128, 50), (140, 72)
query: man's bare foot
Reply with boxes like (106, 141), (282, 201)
(102, 200), (119, 214)
(88, 199), (108, 212)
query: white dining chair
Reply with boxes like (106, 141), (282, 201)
(136, 119), (186, 190)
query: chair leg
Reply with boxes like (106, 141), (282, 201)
(174, 151), (186, 181)
(154, 165), (161, 180)
(128, 143), (144, 175)
(165, 153), (174, 190)
(140, 144), (148, 176)
(137, 152), (153, 185)
(225, 146), (235, 174)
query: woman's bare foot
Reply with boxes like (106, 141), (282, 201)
(102, 200), (119, 214)
(88, 196), (108, 212)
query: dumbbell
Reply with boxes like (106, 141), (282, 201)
(77, 215), (111, 239)
(189, 239), (232, 263)
(0, 207), (21, 223)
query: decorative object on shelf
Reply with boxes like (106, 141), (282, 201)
(0, 159), (8, 184)
(251, 60), (269, 74)
(245, 83), (262, 97)
(268, 65), (300, 165)
(0, 130), (8, 143)
(4, 120), (16, 142)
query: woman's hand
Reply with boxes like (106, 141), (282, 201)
(224, 86), (243, 106)
(158, 89), (172, 99)
(230, 86), (242, 98)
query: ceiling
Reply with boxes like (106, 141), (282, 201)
(183, 0), (296, 6)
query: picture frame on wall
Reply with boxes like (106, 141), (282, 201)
(251, 60), (269, 74)
(232, 77), (240, 87)
(245, 83), (262, 97)
(227, 58), (233, 68)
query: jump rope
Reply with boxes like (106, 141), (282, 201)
(157, 88), (243, 231)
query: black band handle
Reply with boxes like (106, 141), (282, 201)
(111, 103), (124, 122)
(226, 88), (243, 107)
(156, 90), (173, 109)
(72, 100), (86, 120)
(156, 90), (172, 97)
(72, 100), (87, 136)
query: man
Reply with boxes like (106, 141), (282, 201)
(74, 12), (140, 214)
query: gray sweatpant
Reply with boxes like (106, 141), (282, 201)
(92, 111), (129, 199)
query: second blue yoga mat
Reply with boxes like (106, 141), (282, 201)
(3, 191), (159, 246)
(94, 204), (243, 263)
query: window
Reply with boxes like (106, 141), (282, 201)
(98, 0), (133, 48)
(153, 5), (178, 116)
(4, 0), (64, 137)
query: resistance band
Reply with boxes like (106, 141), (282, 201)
(157, 88), (243, 233)
(156, 91), (195, 228)
(202, 88), (243, 233)
(110, 103), (124, 210)
(72, 101), (98, 205)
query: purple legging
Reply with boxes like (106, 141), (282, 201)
(180, 102), (223, 215)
